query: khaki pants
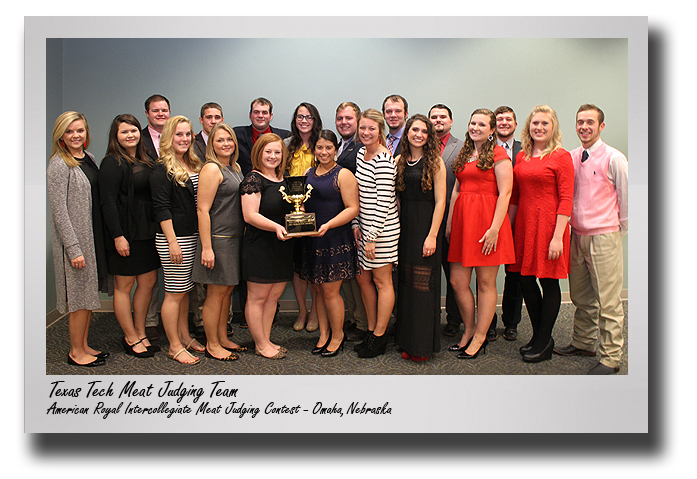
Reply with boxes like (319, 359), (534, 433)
(342, 277), (367, 331)
(568, 231), (625, 368)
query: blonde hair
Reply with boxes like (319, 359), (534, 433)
(158, 115), (203, 186)
(520, 105), (563, 161)
(205, 123), (241, 173)
(357, 108), (387, 147)
(51, 111), (91, 168)
(452, 109), (498, 173)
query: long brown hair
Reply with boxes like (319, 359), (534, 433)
(452, 108), (498, 172)
(395, 114), (441, 192)
(106, 114), (152, 167)
(205, 123), (241, 173)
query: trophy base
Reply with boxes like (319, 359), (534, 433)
(285, 212), (317, 237)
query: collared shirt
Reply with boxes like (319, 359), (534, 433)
(438, 132), (451, 155)
(497, 138), (515, 159)
(287, 143), (315, 177)
(252, 125), (272, 144)
(147, 125), (162, 155)
(201, 130), (209, 145)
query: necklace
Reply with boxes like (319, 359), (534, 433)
(407, 156), (422, 166)
(466, 155), (478, 163)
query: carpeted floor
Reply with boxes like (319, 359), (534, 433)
(46, 301), (628, 376)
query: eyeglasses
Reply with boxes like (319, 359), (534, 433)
(296, 114), (314, 122)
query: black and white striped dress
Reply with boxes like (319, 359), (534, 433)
(156, 173), (199, 293)
(354, 146), (400, 269)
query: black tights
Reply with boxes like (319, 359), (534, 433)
(519, 275), (561, 354)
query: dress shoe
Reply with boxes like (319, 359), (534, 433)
(554, 344), (596, 357)
(587, 362), (619, 375)
(193, 325), (206, 339)
(487, 328), (498, 341)
(443, 323), (460, 337)
(121, 338), (154, 358)
(353, 331), (373, 352)
(145, 326), (159, 342)
(522, 339), (554, 363)
(457, 338), (488, 359)
(448, 338), (472, 352)
(357, 332), (387, 358)
(321, 336), (345, 357)
(140, 338), (161, 353)
(312, 334), (331, 355)
(345, 328), (367, 342)
(503, 327), (518, 341)
(67, 354), (105, 367)
(94, 351), (110, 359)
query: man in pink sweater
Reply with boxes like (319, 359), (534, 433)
(553, 104), (628, 375)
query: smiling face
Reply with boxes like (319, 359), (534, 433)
(200, 108), (223, 136)
(117, 122), (140, 156)
(249, 101), (273, 132)
(172, 122), (193, 159)
(529, 112), (554, 146)
(358, 117), (381, 148)
(407, 119), (429, 149)
(314, 137), (337, 167)
(383, 99), (407, 133)
(145, 100), (170, 132)
(576, 109), (605, 149)
(468, 113), (495, 146)
(62, 119), (87, 156)
(496, 112), (517, 142)
(335, 107), (358, 140)
(260, 140), (283, 175)
(212, 127), (235, 161)
(295, 106), (314, 136)
(429, 108), (453, 138)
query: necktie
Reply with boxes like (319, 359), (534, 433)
(581, 150), (589, 162)
(504, 143), (511, 159)
(338, 140), (345, 156)
(387, 135), (396, 153)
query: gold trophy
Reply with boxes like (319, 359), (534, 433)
(279, 175), (317, 237)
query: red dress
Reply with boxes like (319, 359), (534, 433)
(509, 148), (574, 279)
(448, 145), (515, 267)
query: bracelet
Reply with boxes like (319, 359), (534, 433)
(366, 240), (376, 244)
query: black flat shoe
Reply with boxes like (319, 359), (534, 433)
(457, 338), (488, 359)
(67, 354), (105, 367)
(321, 336), (345, 357)
(122, 337), (155, 358)
(522, 339), (554, 363)
(94, 351), (110, 359)
(312, 334), (332, 355)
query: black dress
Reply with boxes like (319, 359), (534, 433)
(240, 171), (295, 283)
(295, 165), (358, 284)
(395, 159), (442, 357)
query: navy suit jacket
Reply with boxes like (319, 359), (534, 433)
(335, 137), (362, 174)
(233, 125), (290, 176)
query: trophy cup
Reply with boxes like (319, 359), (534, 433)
(279, 175), (317, 237)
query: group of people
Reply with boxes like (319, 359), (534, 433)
(48, 93), (628, 375)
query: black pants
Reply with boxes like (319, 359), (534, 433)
(519, 275), (561, 353)
(489, 269), (523, 330)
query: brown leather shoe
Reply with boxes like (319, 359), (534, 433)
(553, 344), (596, 356)
(145, 326), (159, 342)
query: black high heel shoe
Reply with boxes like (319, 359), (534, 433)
(357, 332), (387, 358)
(522, 338), (554, 363)
(448, 337), (473, 352)
(140, 337), (161, 353)
(353, 331), (373, 352)
(321, 335), (345, 357)
(312, 333), (332, 355)
(122, 337), (155, 358)
(457, 338), (489, 359)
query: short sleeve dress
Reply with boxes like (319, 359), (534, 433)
(295, 164), (358, 284)
(508, 148), (574, 279)
(354, 146), (400, 269)
(193, 162), (245, 286)
(240, 171), (295, 283)
(448, 145), (515, 267)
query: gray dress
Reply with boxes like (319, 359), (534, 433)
(192, 162), (244, 286)
(47, 154), (101, 314)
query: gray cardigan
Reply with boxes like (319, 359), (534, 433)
(47, 153), (101, 314)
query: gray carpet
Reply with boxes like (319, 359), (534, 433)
(46, 301), (628, 375)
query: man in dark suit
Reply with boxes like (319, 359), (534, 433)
(382, 94), (408, 157)
(333, 101), (368, 342)
(141, 94), (171, 341)
(488, 105), (524, 342)
(193, 102), (224, 160)
(429, 104), (465, 337)
(233, 97), (290, 176)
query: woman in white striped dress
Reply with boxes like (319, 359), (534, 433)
(150, 116), (203, 364)
(352, 109), (400, 358)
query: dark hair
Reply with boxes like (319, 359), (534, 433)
(428, 104), (452, 120)
(577, 103), (605, 124)
(453, 109), (498, 172)
(315, 129), (339, 151)
(106, 114), (152, 166)
(494, 105), (516, 122)
(287, 102), (323, 172)
(144, 94), (170, 112)
(250, 97), (273, 114)
(382, 94), (408, 114)
(395, 114), (441, 192)
(200, 102), (223, 118)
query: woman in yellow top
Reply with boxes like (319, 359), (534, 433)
(284, 102), (323, 332)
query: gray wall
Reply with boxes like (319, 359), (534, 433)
(46, 36), (629, 314)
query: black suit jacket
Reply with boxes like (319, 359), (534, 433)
(193, 132), (207, 162)
(141, 126), (159, 163)
(511, 139), (522, 167)
(336, 137), (362, 174)
(233, 125), (290, 176)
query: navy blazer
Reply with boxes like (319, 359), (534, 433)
(233, 125), (290, 176)
(336, 137), (362, 174)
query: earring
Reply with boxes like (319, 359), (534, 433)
(59, 139), (66, 149)
(488, 134), (494, 142)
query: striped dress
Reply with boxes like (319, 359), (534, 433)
(354, 146), (400, 269)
